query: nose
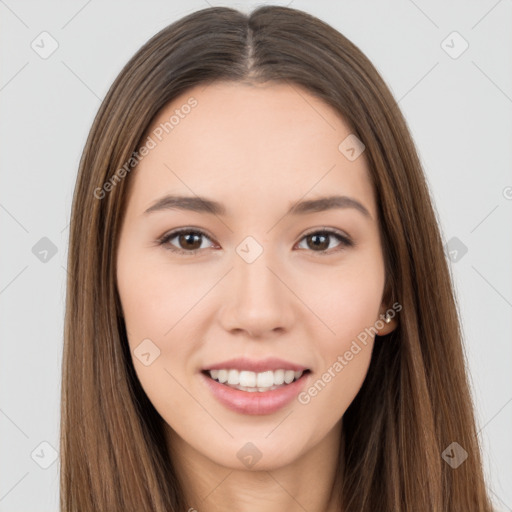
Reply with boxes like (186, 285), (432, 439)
(218, 249), (296, 339)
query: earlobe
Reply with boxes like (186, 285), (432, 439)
(376, 310), (397, 336)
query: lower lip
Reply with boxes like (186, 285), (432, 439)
(200, 371), (310, 415)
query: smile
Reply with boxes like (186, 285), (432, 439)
(205, 369), (307, 392)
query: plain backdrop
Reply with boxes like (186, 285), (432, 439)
(1, 1), (511, 510)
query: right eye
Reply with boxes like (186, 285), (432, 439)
(157, 228), (217, 256)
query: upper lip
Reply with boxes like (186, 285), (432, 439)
(203, 357), (310, 373)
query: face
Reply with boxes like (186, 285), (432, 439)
(116, 80), (395, 471)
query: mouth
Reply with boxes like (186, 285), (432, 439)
(201, 368), (311, 393)
(200, 362), (312, 415)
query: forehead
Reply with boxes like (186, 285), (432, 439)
(126, 81), (375, 218)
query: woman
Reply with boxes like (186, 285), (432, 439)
(61, 5), (494, 511)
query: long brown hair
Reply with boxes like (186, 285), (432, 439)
(61, 5), (494, 510)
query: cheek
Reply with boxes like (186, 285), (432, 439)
(301, 296), (379, 418)
(298, 261), (384, 410)
(117, 248), (194, 342)
(116, 249), (209, 383)
(307, 259), (385, 344)
(301, 344), (373, 424)
(117, 264), (168, 341)
(116, 253), (200, 417)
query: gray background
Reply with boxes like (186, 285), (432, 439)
(1, 0), (511, 510)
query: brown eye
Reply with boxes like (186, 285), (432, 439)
(297, 230), (353, 254)
(159, 229), (214, 255)
(177, 232), (203, 250)
(306, 233), (330, 251)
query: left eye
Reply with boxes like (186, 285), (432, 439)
(158, 228), (353, 256)
(296, 230), (352, 253)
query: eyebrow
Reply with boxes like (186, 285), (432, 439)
(144, 194), (371, 219)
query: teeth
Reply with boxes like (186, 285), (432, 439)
(227, 369), (238, 385)
(274, 369), (284, 385)
(257, 371), (274, 388)
(207, 368), (305, 391)
(284, 370), (295, 384)
(239, 370), (256, 387)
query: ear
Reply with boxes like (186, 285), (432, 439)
(376, 277), (398, 336)
(375, 303), (398, 336)
(375, 313), (397, 336)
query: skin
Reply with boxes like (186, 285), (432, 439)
(116, 80), (397, 512)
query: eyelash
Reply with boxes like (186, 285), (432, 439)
(156, 227), (354, 257)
